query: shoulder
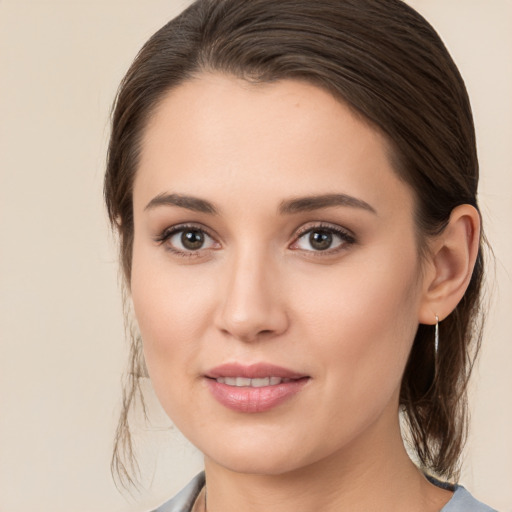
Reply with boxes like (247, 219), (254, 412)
(151, 472), (205, 512)
(442, 485), (498, 512)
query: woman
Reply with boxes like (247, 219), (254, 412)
(104, 0), (496, 510)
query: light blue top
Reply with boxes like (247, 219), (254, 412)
(152, 472), (498, 512)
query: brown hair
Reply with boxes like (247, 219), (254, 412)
(105, 0), (484, 487)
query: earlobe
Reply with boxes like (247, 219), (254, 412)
(418, 204), (481, 324)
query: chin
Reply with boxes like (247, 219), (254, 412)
(209, 450), (310, 477)
(198, 430), (328, 477)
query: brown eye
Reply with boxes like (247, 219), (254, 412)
(181, 229), (205, 250)
(309, 230), (333, 251)
(160, 226), (218, 255)
(292, 225), (355, 253)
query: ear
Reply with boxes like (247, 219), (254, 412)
(418, 204), (481, 325)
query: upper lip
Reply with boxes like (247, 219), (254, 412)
(205, 363), (307, 380)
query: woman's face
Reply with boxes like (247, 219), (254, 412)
(131, 74), (429, 475)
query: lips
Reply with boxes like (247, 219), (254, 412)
(205, 363), (309, 413)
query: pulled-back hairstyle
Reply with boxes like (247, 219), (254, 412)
(105, 0), (484, 487)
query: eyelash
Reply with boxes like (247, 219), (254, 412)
(291, 223), (356, 256)
(154, 223), (219, 258)
(154, 222), (356, 258)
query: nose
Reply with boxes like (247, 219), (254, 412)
(214, 249), (289, 343)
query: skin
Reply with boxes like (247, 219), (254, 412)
(130, 74), (480, 512)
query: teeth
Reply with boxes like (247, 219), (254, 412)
(216, 376), (290, 387)
(236, 377), (251, 387)
(251, 378), (269, 387)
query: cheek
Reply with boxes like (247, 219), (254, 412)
(130, 278), (207, 426)
(296, 246), (420, 327)
(293, 247), (422, 399)
(130, 247), (215, 397)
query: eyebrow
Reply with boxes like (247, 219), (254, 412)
(144, 192), (376, 216)
(144, 193), (218, 214)
(279, 193), (377, 215)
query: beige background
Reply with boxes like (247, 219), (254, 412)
(0, 1), (511, 511)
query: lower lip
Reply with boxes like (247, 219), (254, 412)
(205, 378), (309, 413)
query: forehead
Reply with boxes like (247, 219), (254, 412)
(134, 73), (413, 219)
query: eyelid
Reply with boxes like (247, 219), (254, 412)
(153, 221), (355, 257)
(154, 222), (221, 257)
(289, 222), (356, 253)
(293, 221), (355, 239)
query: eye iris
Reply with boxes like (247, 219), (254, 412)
(309, 230), (333, 250)
(181, 230), (204, 250)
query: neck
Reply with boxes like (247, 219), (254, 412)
(201, 410), (451, 512)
